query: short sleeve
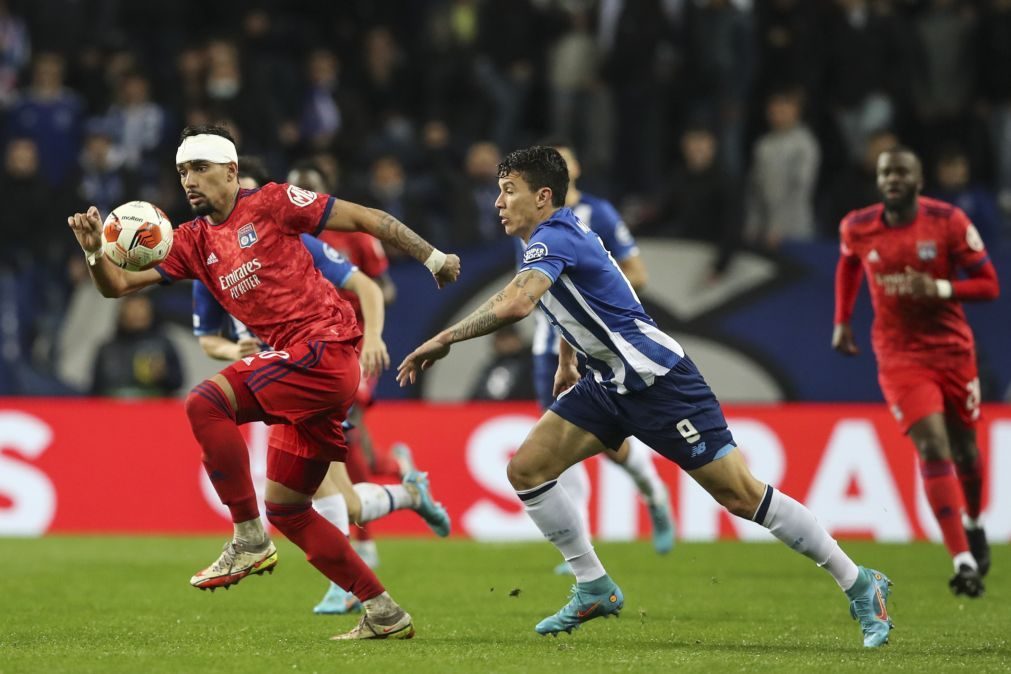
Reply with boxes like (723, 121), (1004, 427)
(300, 234), (358, 288)
(948, 207), (990, 270)
(519, 225), (578, 283)
(156, 223), (199, 282)
(192, 280), (227, 336)
(594, 202), (638, 261)
(261, 182), (336, 237)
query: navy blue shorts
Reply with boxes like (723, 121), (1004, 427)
(549, 356), (736, 471)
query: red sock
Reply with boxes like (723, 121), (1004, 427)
(185, 382), (259, 523)
(955, 458), (984, 520)
(921, 460), (969, 556)
(266, 501), (385, 601)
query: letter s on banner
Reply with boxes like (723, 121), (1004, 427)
(0, 411), (56, 535)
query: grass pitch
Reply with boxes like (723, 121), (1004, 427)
(0, 537), (1008, 673)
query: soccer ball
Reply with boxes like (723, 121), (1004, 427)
(102, 201), (173, 271)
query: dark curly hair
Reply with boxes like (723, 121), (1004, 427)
(497, 146), (568, 207)
(179, 124), (236, 144)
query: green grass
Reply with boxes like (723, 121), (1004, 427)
(0, 538), (1008, 673)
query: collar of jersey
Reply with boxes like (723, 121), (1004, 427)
(200, 187), (259, 227)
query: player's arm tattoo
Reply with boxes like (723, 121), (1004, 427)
(371, 210), (434, 262)
(440, 271), (549, 344)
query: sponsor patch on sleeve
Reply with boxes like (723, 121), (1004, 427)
(286, 184), (319, 207)
(523, 242), (549, 264)
(966, 223), (984, 252)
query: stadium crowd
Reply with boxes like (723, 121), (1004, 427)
(1, 0), (1010, 395)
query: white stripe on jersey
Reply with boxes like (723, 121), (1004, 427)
(531, 311), (558, 356)
(540, 291), (631, 393)
(554, 274), (684, 391)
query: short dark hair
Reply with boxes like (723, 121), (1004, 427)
(179, 124), (236, 144)
(237, 155), (270, 186)
(497, 146), (568, 207)
(881, 144), (919, 160)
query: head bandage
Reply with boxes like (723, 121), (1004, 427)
(176, 134), (238, 165)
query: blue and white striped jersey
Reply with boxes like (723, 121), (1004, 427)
(515, 192), (639, 357)
(520, 207), (682, 394)
(192, 234), (358, 342)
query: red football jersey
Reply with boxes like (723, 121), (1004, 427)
(317, 230), (390, 324)
(157, 182), (361, 350)
(839, 196), (990, 364)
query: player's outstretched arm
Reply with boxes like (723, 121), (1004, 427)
(68, 206), (162, 297)
(396, 270), (551, 386)
(343, 270), (390, 377)
(324, 199), (461, 287)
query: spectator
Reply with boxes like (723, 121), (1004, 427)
(0, 0), (30, 106)
(745, 86), (821, 248)
(352, 154), (441, 251)
(90, 294), (183, 398)
(928, 144), (1003, 246)
(451, 140), (504, 245)
(825, 128), (899, 232)
(0, 137), (51, 265)
(5, 51), (83, 188)
(645, 124), (741, 278)
(74, 119), (133, 217)
(103, 71), (167, 182)
(469, 324), (535, 402)
(977, 0), (1011, 218)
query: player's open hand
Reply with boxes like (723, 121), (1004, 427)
(235, 338), (261, 359)
(67, 206), (104, 254)
(396, 337), (451, 386)
(831, 323), (859, 356)
(904, 266), (939, 299)
(360, 335), (391, 378)
(553, 362), (580, 398)
(434, 254), (461, 288)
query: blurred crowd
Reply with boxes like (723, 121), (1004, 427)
(2, 0), (1011, 395)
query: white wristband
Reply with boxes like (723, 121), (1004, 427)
(86, 246), (104, 267)
(424, 249), (447, 274)
(936, 279), (953, 299)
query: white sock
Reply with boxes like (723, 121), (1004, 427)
(558, 463), (591, 531)
(354, 483), (414, 523)
(618, 442), (667, 505)
(753, 485), (860, 592)
(962, 513), (983, 530)
(313, 494), (350, 535)
(953, 551), (978, 572)
(517, 480), (606, 583)
(234, 518), (266, 546)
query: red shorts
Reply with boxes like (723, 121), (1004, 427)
(878, 358), (981, 433)
(221, 340), (360, 462)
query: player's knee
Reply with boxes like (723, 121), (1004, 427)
(185, 382), (235, 426)
(914, 436), (950, 462)
(713, 485), (763, 519)
(264, 500), (311, 532)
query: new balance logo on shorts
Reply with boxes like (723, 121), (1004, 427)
(206, 252), (219, 265)
(690, 441), (707, 457)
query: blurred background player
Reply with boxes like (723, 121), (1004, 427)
(399, 146), (893, 648)
(833, 146), (999, 598)
(68, 125), (460, 640)
(194, 157), (439, 615)
(288, 160), (405, 573)
(532, 141), (675, 571)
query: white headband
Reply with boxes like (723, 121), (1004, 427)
(176, 134), (238, 165)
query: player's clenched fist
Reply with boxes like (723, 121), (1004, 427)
(67, 205), (104, 254)
(434, 254), (461, 288)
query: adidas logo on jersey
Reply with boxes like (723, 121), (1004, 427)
(867, 249), (880, 263)
(206, 252), (219, 265)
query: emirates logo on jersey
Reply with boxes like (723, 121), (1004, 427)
(917, 240), (937, 261)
